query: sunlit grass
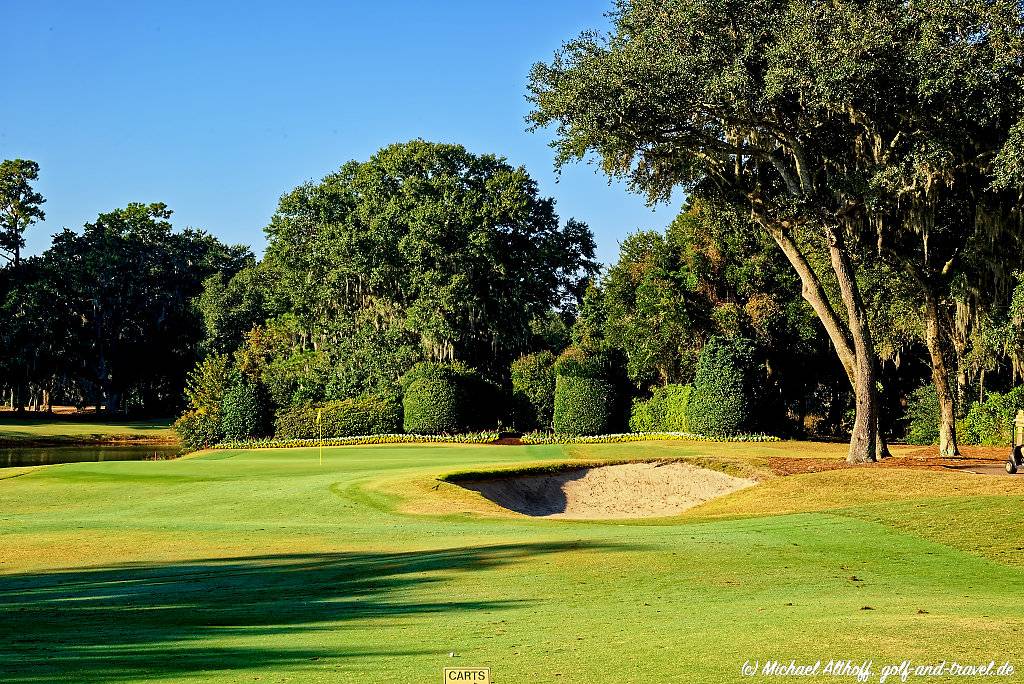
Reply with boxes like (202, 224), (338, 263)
(2, 440), (1022, 683)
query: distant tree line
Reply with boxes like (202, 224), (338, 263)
(0, 162), (250, 414)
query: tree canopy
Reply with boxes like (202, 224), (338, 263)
(240, 140), (597, 401)
(529, 0), (1024, 461)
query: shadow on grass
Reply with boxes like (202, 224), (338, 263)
(0, 541), (620, 682)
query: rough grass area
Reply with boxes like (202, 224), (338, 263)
(2, 440), (1023, 683)
(0, 416), (176, 445)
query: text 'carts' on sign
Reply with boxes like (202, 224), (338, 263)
(443, 667), (490, 683)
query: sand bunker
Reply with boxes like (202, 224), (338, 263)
(456, 461), (757, 519)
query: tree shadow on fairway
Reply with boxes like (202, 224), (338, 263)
(0, 541), (622, 682)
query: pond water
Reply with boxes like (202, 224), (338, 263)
(1, 444), (180, 468)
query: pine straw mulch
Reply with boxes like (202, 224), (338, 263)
(768, 445), (1013, 477)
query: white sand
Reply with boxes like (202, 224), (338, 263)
(457, 461), (756, 519)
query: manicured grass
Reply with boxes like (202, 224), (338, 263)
(0, 416), (176, 444)
(2, 440), (1023, 683)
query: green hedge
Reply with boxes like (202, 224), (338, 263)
(401, 361), (499, 434)
(904, 384), (940, 446)
(173, 409), (223, 453)
(686, 336), (755, 436)
(220, 379), (272, 441)
(403, 377), (464, 434)
(630, 384), (691, 433)
(552, 375), (615, 436)
(510, 351), (557, 431)
(274, 395), (402, 439)
(174, 354), (231, 451)
(961, 387), (1024, 446)
(550, 347), (618, 436)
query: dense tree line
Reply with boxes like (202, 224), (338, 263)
(0, 162), (250, 414)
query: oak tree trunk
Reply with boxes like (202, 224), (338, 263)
(762, 221), (887, 457)
(923, 291), (960, 457)
(826, 225), (877, 464)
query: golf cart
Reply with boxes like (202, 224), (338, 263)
(1008, 410), (1024, 474)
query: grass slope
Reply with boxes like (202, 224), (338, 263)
(2, 441), (1023, 683)
(0, 416), (175, 445)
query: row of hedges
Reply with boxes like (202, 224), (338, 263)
(904, 383), (1024, 446)
(275, 396), (402, 439)
(175, 338), (771, 448)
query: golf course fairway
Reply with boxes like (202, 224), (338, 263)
(2, 441), (1024, 683)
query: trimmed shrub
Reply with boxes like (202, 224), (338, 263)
(685, 336), (756, 436)
(521, 431), (780, 444)
(510, 351), (557, 430)
(403, 377), (465, 434)
(173, 409), (222, 452)
(221, 378), (272, 441)
(274, 395), (402, 439)
(214, 432), (501, 450)
(553, 375), (616, 435)
(662, 384), (691, 431)
(630, 384), (691, 433)
(401, 361), (499, 434)
(961, 387), (1024, 446)
(904, 383), (940, 445)
(550, 349), (618, 436)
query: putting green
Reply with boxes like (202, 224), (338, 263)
(2, 442), (1023, 683)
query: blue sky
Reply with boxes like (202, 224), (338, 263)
(5, 1), (683, 266)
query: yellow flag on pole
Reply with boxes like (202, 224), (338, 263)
(317, 408), (323, 466)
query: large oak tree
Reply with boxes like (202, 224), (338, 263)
(529, 0), (1024, 461)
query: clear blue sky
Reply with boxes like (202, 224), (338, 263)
(5, 1), (683, 266)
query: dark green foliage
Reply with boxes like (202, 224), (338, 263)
(35, 203), (249, 413)
(173, 354), (231, 450)
(0, 159), (45, 266)
(686, 337), (756, 436)
(197, 264), (275, 356)
(262, 140), (598, 397)
(220, 378), (271, 441)
(403, 378), (465, 435)
(551, 348), (616, 435)
(553, 376), (615, 436)
(510, 351), (557, 430)
(905, 384), (940, 446)
(173, 410), (223, 453)
(630, 384), (691, 433)
(401, 362), (499, 435)
(961, 387), (1024, 446)
(274, 396), (402, 439)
